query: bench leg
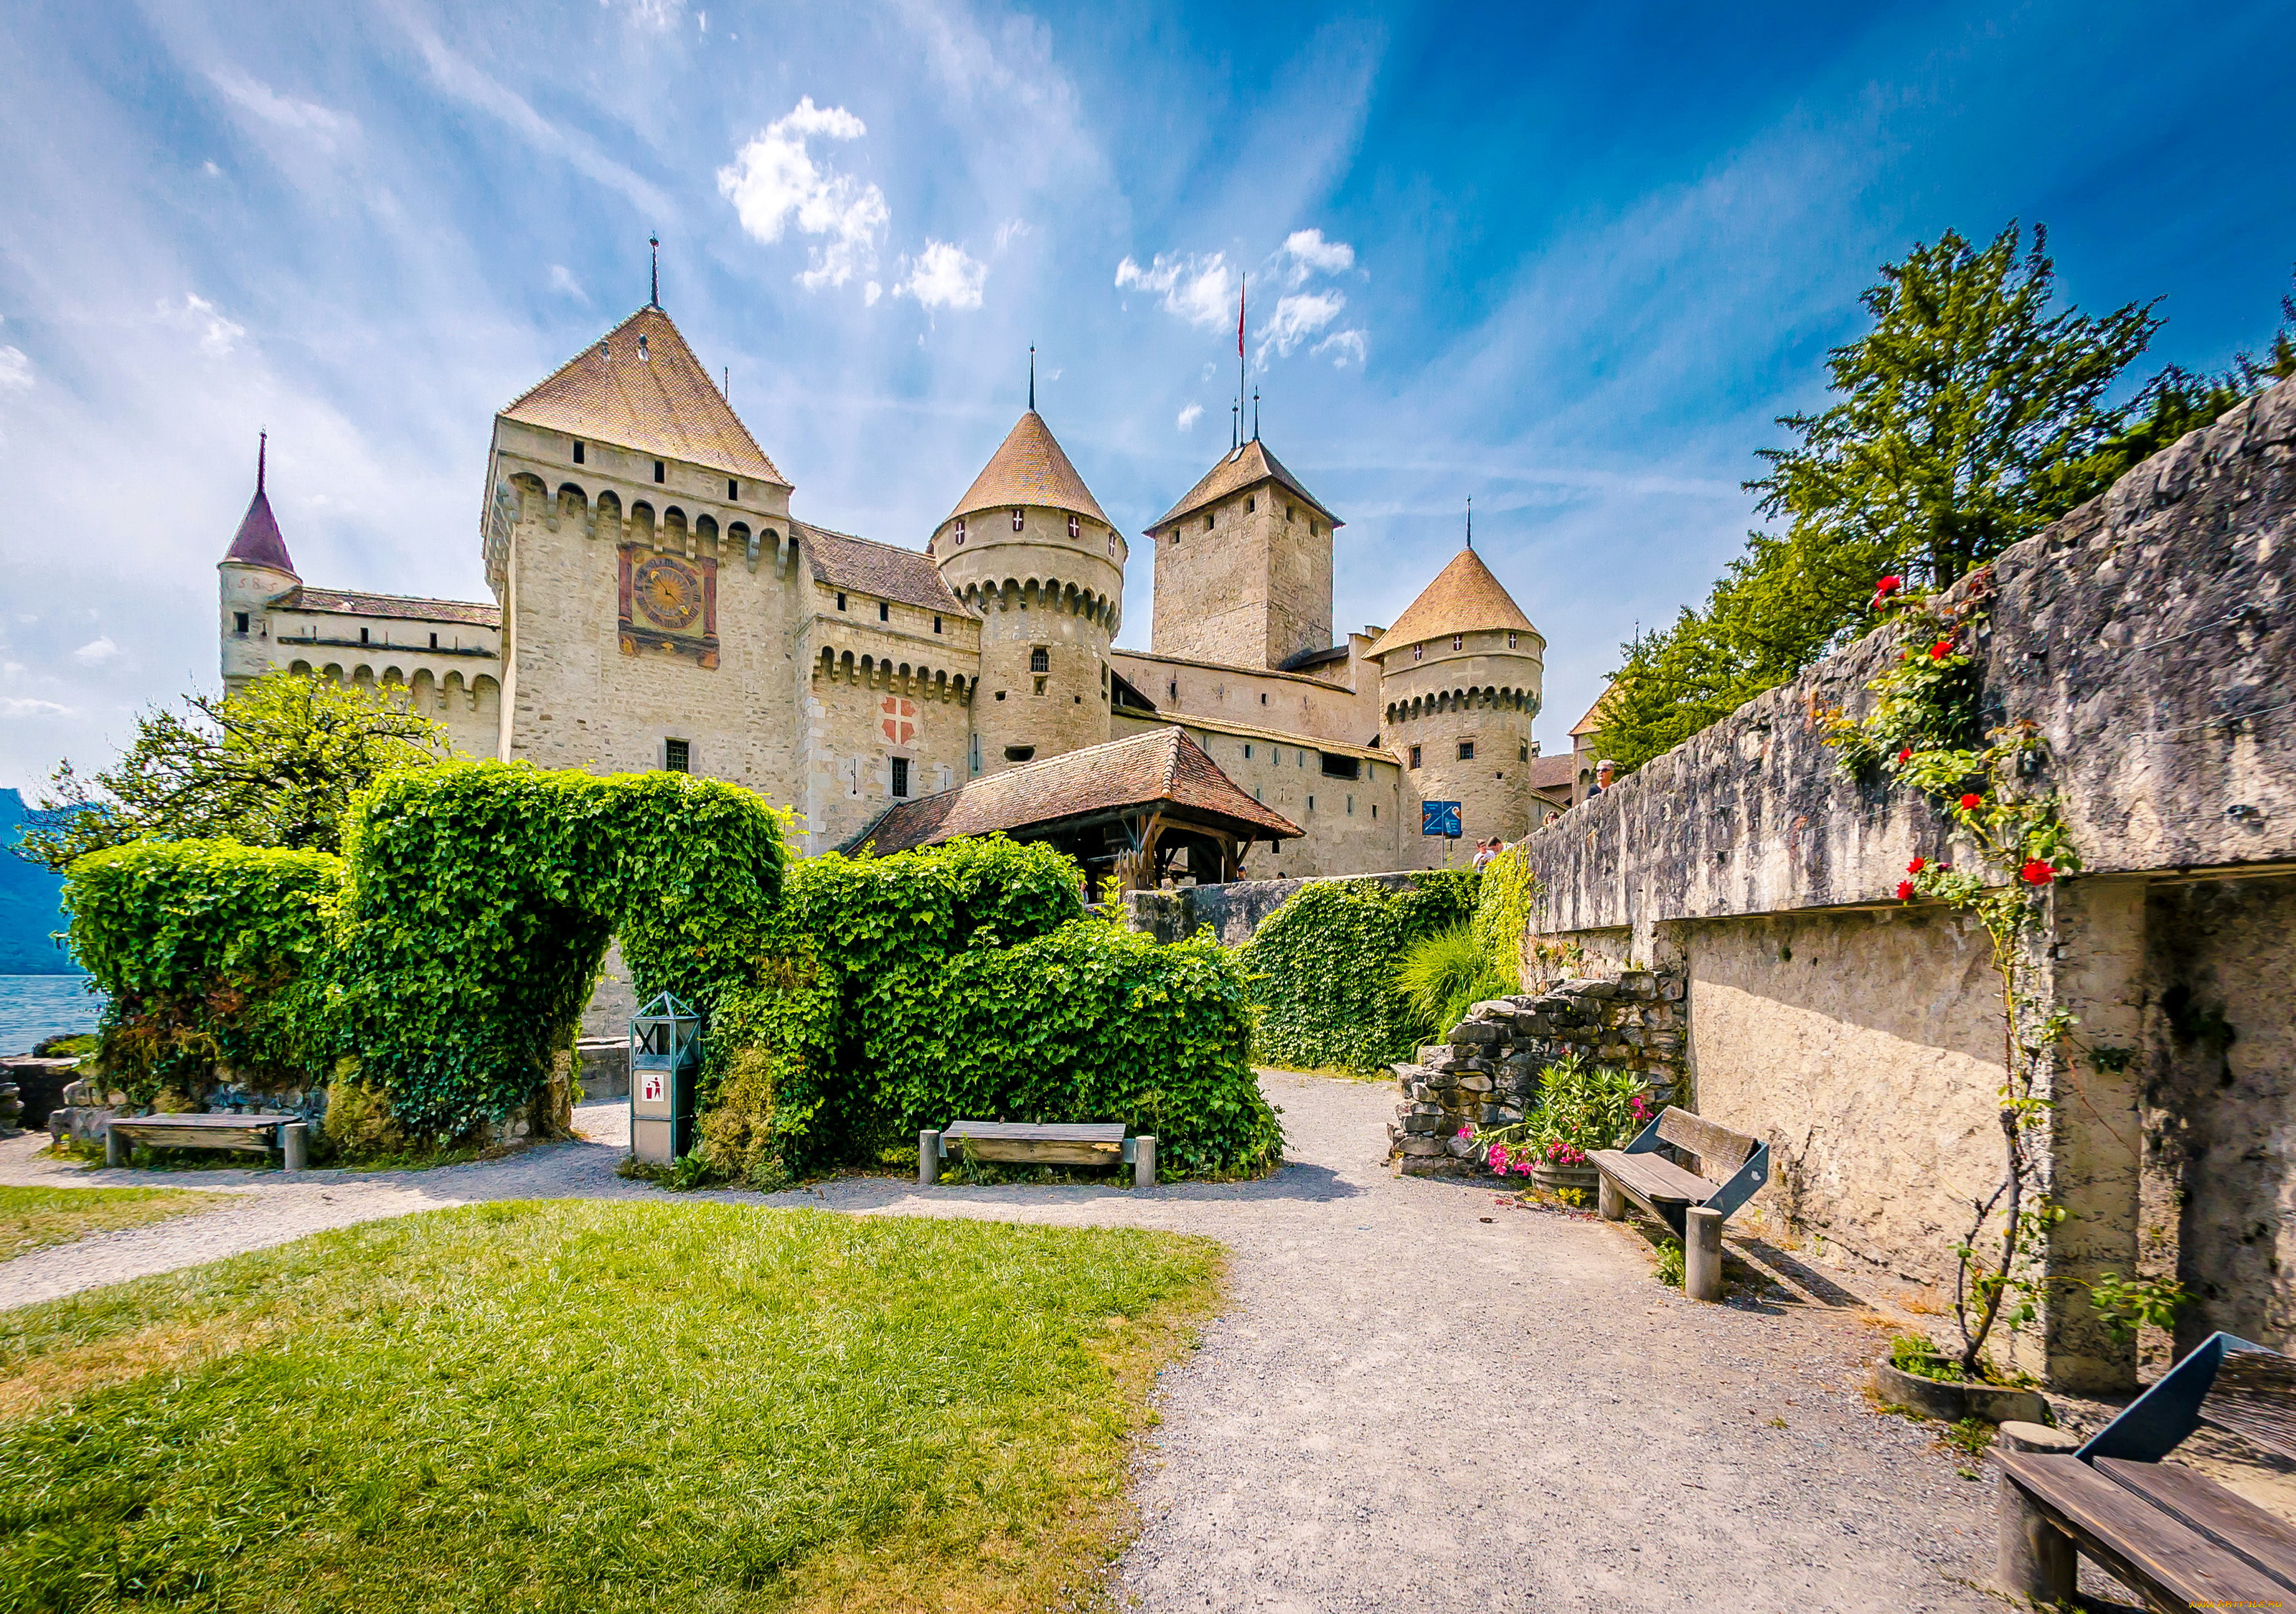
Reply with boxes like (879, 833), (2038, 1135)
(281, 1122), (308, 1173)
(1685, 1206), (1723, 1302)
(918, 1130), (941, 1189)
(105, 1122), (127, 1169)
(1993, 1474), (2075, 1603)
(1134, 1136), (1155, 1191)
(1597, 1171), (1624, 1221)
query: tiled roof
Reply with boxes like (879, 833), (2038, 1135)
(1527, 753), (1579, 794)
(945, 410), (1112, 527)
(1368, 549), (1539, 657)
(844, 728), (1301, 854)
(223, 478), (296, 575)
(1276, 643), (1350, 673)
(803, 523), (969, 615)
(1125, 709), (1393, 763)
(1569, 683), (1616, 737)
(1151, 438), (1342, 532)
(502, 306), (785, 483)
(277, 587), (501, 628)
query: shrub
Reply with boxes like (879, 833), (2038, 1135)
(1469, 844), (1535, 991)
(1238, 872), (1479, 1072)
(695, 1047), (779, 1179)
(62, 840), (344, 1101)
(1394, 924), (1513, 1042)
(1478, 1054), (1652, 1177)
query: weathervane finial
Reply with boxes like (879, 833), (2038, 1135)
(649, 233), (660, 307)
(1029, 345), (1035, 412)
(257, 429), (267, 494)
(1466, 496), (1473, 550)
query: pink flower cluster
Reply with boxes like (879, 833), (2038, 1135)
(1486, 1143), (1536, 1178)
(1545, 1141), (1586, 1166)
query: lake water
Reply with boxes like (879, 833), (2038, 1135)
(0, 975), (104, 1055)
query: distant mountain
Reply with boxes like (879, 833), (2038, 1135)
(0, 788), (80, 974)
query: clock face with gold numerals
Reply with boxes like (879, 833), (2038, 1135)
(631, 557), (702, 632)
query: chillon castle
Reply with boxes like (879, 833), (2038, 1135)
(219, 299), (1560, 884)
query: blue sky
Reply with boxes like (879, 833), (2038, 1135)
(0, 0), (2290, 791)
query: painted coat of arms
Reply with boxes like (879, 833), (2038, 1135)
(618, 547), (719, 669)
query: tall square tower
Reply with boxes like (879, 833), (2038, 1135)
(1145, 438), (1342, 670)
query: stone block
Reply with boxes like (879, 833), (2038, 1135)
(1490, 1104), (1525, 1124)
(1452, 1024), (1505, 1045)
(1424, 1068), (1459, 1090)
(1457, 1074), (1494, 1092)
(1403, 1113), (1443, 1134)
(1619, 971), (1657, 999)
(1444, 1133), (1482, 1159)
(1467, 1001), (1518, 1022)
(1396, 1136), (1446, 1156)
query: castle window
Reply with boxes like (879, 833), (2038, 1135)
(1307, 795), (1314, 811)
(1319, 752), (1360, 780)
(1413, 644), (1424, 662)
(1410, 745), (1422, 768)
(1205, 512), (1214, 530)
(359, 627), (370, 644)
(1347, 795), (1354, 814)
(1243, 744), (1253, 759)
(654, 461), (666, 483)
(573, 442), (585, 465)
(430, 633), (439, 649)
(837, 593), (847, 611)
(1286, 506), (1295, 522)
(1068, 514), (1080, 538)
(1012, 509), (1024, 532)
(996, 690), (1007, 701)
(933, 615), (943, 634)
(638, 334), (649, 360)
(1373, 803), (1378, 818)
(1004, 745), (1035, 763)
(1520, 742), (1530, 762)
(954, 518), (966, 544)
(1458, 741), (1475, 761)
(1033, 677), (1047, 695)
(1311, 522), (1320, 537)
(233, 612), (249, 634)
(1168, 679), (1177, 699)
(1507, 631), (1518, 649)
(970, 733), (982, 773)
(878, 602), (890, 622)
(1030, 646), (1049, 674)
(1452, 634), (1463, 651)
(664, 738), (690, 773)
(1246, 495), (1256, 514)
(891, 758), (910, 798)
(1259, 692), (1268, 704)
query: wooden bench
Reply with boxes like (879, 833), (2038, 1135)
(919, 1123), (1156, 1190)
(106, 1113), (309, 1171)
(1588, 1106), (1769, 1302)
(1997, 1332), (2296, 1609)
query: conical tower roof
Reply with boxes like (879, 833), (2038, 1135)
(502, 305), (784, 483)
(1152, 437), (1340, 531)
(222, 435), (296, 575)
(945, 410), (1111, 528)
(1368, 548), (1538, 657)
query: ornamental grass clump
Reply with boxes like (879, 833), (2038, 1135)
(1393, 923), (1512, 1042)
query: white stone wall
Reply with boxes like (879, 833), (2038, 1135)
(1112, 643), (1383, 750)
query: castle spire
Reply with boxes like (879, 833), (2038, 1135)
(222, 430), (296, 575)
(1466, 496), (1473, 550)
(257, 429), (267, 494)
(649, 233), (660, 307)
(1028, 345), (1035, 412)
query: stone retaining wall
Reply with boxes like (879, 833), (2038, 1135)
(1387, 966), (1686, 1175)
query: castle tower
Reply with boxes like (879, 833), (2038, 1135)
(1369, 547), (1546, 849)
(931, 409), (1124, 775)
(1145, 436), (1342, 669)
(218, 433), (300, 691)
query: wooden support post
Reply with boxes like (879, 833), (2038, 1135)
(280, 1122), (308, 1173)
(918, 1130), (941, 1188)
(1992, 1474), (2076, 1602)
(1685, 1205), (1723, 1302)
(1598, 1173), (1625, 1221)
(105, 1120), (127, 1169)
(1134, 1136), (1155, 1190)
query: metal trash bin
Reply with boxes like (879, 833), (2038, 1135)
(629, 991), (700, 1166)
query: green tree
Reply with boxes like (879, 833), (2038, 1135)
(1599, 236), (2295, 773)
(24, 671), (449, 869)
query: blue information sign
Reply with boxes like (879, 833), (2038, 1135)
(1421, 800), (1462, 839)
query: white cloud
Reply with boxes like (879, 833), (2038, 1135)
(0, 347), (31, 392)
(1282, 228), (1355, 281)
(72, 637), (119, 666)
(1115, 252), (1236, 328)
(210, 70), (357, 151)
(895, 240), (987, 311)
(1176, 402), (1203, 431)
(162, 295), (246, 357)
(717, 98), (889, 291)
(864, 280), (883, 306)
(202, 160), (222, 178)
(1314, 328), (1368, 367)
(1261, 290), (1345, 357)
(0, 697), (70, 719)
(995, 218), (1032, 251)
(547, 264), (587, 301)
(611, 0), (684, 31)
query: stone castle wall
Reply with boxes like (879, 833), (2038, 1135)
(1148, 479), (1332, 669)
(1378, 628), (1545, 848)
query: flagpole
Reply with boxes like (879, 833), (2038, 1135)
(1237, 273), (1247, 452)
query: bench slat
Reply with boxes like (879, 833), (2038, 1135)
(1654, 1109), (1754, 1181)
(941, 1122), (1126, 1142)
(111, 1116), (285, 1153)
(2098, 1458), (2296, 1592)
(2202, 1350), (2296, 1465)
(1589, 1148), (1711, 1206)
(2000, 1452), (2291, 1608)
(113, 1114), (293, 1129)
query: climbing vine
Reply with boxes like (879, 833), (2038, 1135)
(1238, 871), (1480, 1072)
(1825, 572), (2178, 1377)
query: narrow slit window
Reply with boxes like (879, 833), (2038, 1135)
(1068, 514), (1080, 538)
(837, 593), (847, 611)
(429, 632), (438, 649)
(728, 478), (740, 501)
(878, 602), (890, 622)
(573, 441), (585, 465)
(1012, 509), (1024, 531)
(891, 758), (910, 798)
(933, 615), (943, 634)
(654, 461), (666, 483)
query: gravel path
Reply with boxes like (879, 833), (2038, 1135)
(1, 1075), (2003, 1612)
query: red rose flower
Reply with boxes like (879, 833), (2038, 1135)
(1931, 638), (1954, 660)
(1875, 575), (1903, 597)
(1958, 793), (1982, 811)
(1896, 880), (1915, 900)
(1896, 747), (1914, 764)
(1907, 857), (1926, 874)
(2020, 859), (2056, 885)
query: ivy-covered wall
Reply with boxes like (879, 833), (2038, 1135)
(1236, 871), (1479, 1072)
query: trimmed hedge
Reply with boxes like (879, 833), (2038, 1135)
(718, 837), (1281, 1177)
(62, 840), (343, 1095)
(1238, 871), (1479, 1072)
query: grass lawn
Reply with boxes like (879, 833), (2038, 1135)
(0, 1201), (1220, 1613)
(1, 1186), (236, 1262)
